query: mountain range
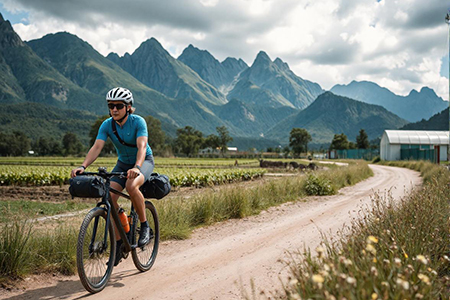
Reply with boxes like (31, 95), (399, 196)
(0, 13), (447, 150)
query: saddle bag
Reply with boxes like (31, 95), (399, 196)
(140, 173), (171, 199)
(69, 176), (106, 198)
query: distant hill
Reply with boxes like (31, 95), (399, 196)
(0, 102), (97, 144)
(227, 51), (323, 109)
(400, 107), (448, 130)
(107, 38), (226, 106)
(177, 44), (248, 91)
(265, 92), (409, 144)
(331, 80), (448, 122)
(0, 14), (103, 112)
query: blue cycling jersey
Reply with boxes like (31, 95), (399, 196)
(96, 114), (153, 164)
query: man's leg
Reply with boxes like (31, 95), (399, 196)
(126, 175), (149, 246)
(110, 181), (125, 266)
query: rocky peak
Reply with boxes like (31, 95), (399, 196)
(0, 13), (25, 49)
(252, 51), (272, 66)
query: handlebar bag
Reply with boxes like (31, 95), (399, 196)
(140, 173), (171, 199)
(69, 176), (106, 198)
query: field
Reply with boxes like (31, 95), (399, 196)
(0, 157), (265, 188)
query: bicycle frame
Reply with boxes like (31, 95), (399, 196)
(91, 177), (136, 255)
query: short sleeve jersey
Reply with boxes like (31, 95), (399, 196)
(96, 115), (153, 164)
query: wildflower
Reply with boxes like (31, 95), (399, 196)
(443, 255), (450, 262)
(367, 235), (379, 244)
(416, 255), (428, 265)
(415, 294), (424, 299)
(366, 244), (377, 255)
(394, 258), (401, 267)
(316, 246), (325, 258)
(346, 277), (357, 286)
(291, 293), (302, 300)
(343, 259), (353, 267)
(396, 278), (410, 290)
(430, 270), (437, 276)
(289, 278), (298, 286)
(383, 259), (390, 265)
(312, 274), (324, 283)
(373, 257), (377, 263)
(371, 293), (378, 300)
(339, 273), (347, 280)
(381, 281), (389, 288)
(418, 274), (430, 285)
(370, 266), (378, 276)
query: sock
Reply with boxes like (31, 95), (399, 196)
(141, 221), (149, 229)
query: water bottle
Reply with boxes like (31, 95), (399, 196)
(118, 208), (130, 233)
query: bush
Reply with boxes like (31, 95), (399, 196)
(304, 174), (335, 196)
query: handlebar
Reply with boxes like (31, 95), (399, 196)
(79, 167), (127, 178)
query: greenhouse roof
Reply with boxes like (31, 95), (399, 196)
(384, 130), (449, 145)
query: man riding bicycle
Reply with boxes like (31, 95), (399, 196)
(71, 87), (154, 266)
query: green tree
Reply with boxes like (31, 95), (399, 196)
(89, 115), (115, 155)
(175, 126), (204, 157)
(330, 133), (349, 150)
(283, 146), (290, 158)
(203, 134), (220, 150)
(289, 128), (312, 158)
(35, 137), (62, 156)
(0, 131), (31, 156)
(356, 129), (370, 149)
(62, 132), (84, 156)
(145, 115), (166, 155)
(216, 126), (233, 156)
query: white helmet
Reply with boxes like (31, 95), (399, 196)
(106, 87), (133, 105)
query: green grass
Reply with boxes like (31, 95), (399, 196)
(279, 161), (450, 300)
(0, 200), (92, 223)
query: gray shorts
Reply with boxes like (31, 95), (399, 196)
(111, 155), (155, 188)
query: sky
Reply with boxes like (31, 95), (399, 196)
(1, 0), (449, 100)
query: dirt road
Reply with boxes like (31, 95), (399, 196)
(2, 164), (421, 300)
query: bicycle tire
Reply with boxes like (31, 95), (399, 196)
(77, 207), (116, 293)
(131, 200), (159, 272)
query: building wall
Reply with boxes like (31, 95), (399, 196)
(440, 145), (448, 162)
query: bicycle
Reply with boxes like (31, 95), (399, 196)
(74, 167), (159, 293)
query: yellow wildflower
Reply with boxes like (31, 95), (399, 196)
(367, 235), (379, 244)
(312, 274), (324, 283)
(371, 293), (378, 300)
(366, 244), (377, 255)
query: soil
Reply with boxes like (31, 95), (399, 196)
(0, 164), (422, 300)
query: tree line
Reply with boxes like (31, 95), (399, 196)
(0, 115), (233, 157)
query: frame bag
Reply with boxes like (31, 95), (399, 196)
(140, 173), (171, 199)
(69, 176), (106, 198)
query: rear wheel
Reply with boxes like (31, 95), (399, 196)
(77, 207), (116, 293)
(132, 200), (159, 271)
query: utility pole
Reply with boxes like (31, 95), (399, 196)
(446, 12), (450, 162)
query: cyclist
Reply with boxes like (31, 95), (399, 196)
(70, 87), (154, 266)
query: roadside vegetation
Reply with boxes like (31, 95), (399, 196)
(277, 160), (449, 300)
(0, 159), (371, 283)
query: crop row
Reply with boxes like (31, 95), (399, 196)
(0, 157), (259, 167)
(0, 166), (266, 188)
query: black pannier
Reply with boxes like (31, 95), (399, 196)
(69, 176), (106, 198)
(140, 173), (171, 199)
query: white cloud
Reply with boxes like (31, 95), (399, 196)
(3, 0), (449, 100)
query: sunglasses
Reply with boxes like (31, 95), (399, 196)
(108, 103), (126, 110)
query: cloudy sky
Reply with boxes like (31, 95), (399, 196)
(1, 0), (449, 100)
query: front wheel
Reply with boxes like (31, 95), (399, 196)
(132, 200), (159, 272)
(77, 207), (116, 293)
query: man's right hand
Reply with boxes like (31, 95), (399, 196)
(71, 166), (85, 178)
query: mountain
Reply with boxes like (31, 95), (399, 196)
(107, 38), (226, 106)
(27, 32), (176, 117)
(330, 80), (448, 122)
(177, 44), (247, 90)
(400, 107), (448, 130)
(227, 51), (323, 109)
(0, 13), (103, 111)
(265, 92), (409, 144)
(212, 99), (297, 137)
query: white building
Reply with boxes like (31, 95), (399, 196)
(380, 130), (449, 162)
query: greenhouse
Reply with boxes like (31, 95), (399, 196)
(380, 130), (449, 163)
